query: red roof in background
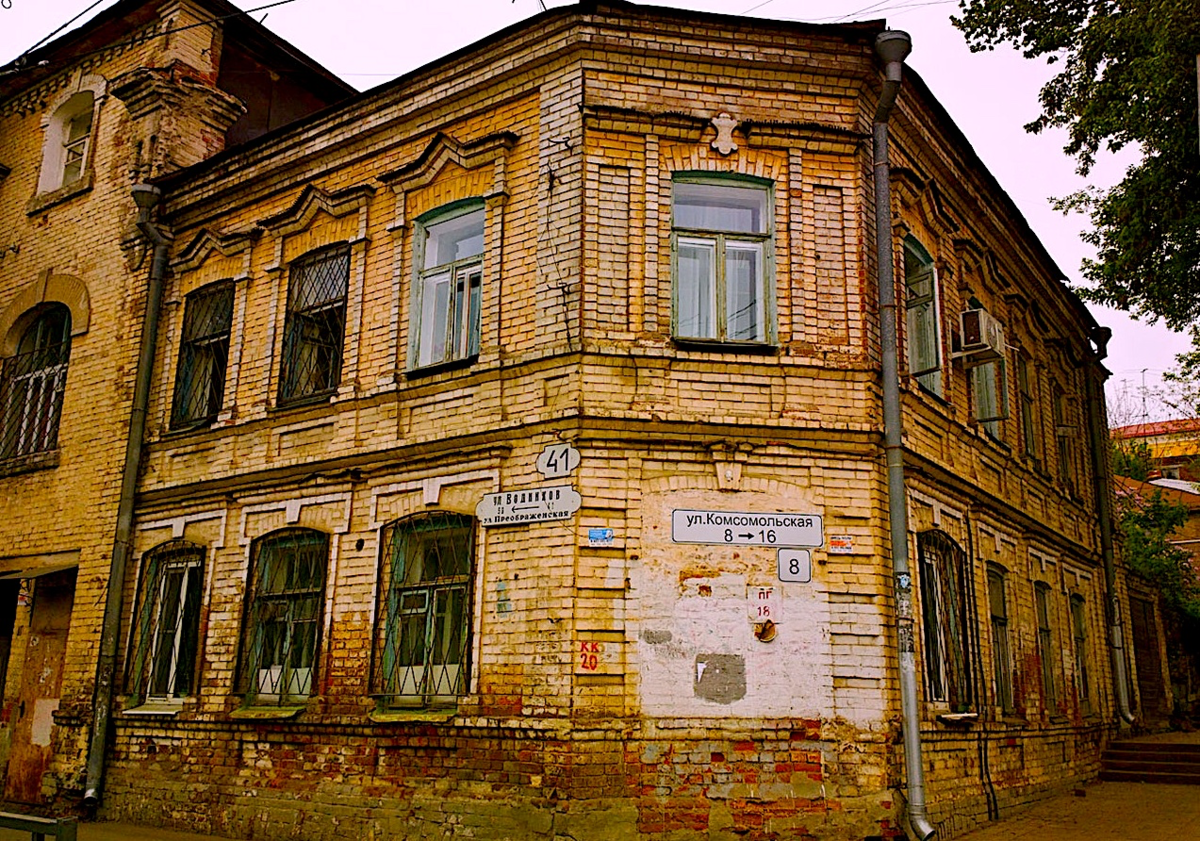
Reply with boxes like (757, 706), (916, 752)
(1112, 418), (1200, 439)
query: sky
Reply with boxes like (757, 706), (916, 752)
(1, 0), (1193, 423)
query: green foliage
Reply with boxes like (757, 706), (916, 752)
(953, 1), (1200, 329)
(1117, 487), (1200, 620)
(1162, 326), (1200, 417)
(1111, 437), (1153, 480)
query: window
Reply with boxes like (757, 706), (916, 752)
(972, 357), (1007, 440)
(1018, 355), (1037, 459)
(671, 178), (772, 344)
(413, 204), (484, 369)
(127, 541), (205, 702)
(279, 245), (349, 404)
(374, 512), (475, 707)
(1034, 582), (1057, 711)
(986, 565), (1014, 713)
(1071, 595), (1091, 715)
(171, 281), (233, 428)
(237, 529), (329, 705)
(38, 90), (95, 195)
(1053, 388), (1076, 491)
(1, 305), (71, 460)
(918, 531), (972, 710)
(904, 238), (942, 394)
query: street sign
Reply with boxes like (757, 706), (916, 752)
(778, 549), (812, 583)
(672, 509), (823, 548)
(536, 442), (580, 479)
(477, 485), (582, 526)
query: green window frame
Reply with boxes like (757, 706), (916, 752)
(278, 244), (349, 404)
(1035, 582), (1057, 711)
(904, 237), (942, 395)
(373, 512), (475, 708)
(171, 281), (233, 429)
(127, 540), (206, 702)
(986, 564), (1015, 714)
(236, 528), (329, 706)
(411, 202), (485, 370)
(671, 176), (774, 345)
(918, 530), (973, 711)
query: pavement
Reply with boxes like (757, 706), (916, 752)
(1, 734), (1198, 841)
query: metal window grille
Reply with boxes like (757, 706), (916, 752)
(279, 245), (349, 404)
(126, 541), (205, 701)
(237, 529), (328, 705)
(374, 512), (475, 708)
(1035, 583), (1057, 710)
(918, 530), (973, 711)
(987, 566), (1015, 713)
(1, 305), (71, 461)
(171, 281), (233, 428)
(1071, 594), (1090, 714)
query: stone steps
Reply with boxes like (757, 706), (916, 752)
(1100, 740), (1200, 785)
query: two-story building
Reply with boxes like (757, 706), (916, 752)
(0, 0), (349, 809)
(3, 2), (1142, 839)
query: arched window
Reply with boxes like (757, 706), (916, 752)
(1, 305), (72, 460)
(373, 512), (476, 708)
(236, 528), (329, 705)
(917, 529), (973, 711)
(38, 91), (96, 194)
(127, 541), (206, 702)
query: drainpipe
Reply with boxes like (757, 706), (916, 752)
(873, 30), (936, 841)
(1084, 325), (1136, 726)
(84, 184), (170, 806)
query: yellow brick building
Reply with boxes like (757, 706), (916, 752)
(2, 2), (1147, 839)
(0, 0), (347, 810)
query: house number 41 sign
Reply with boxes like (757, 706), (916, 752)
(536, 442), (580, 479)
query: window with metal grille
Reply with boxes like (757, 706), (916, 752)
(904, 237), (942, 395)
(126, 541), (205, 702)
(237, 529), (328, 705)
(171, 281), (233, 429)
(1070, 594), (1091, 715)
(279, 244), (349, 404)
(987, 564), (1015, 714)
(671, 177), (773, 344)
(374, 512), (475, 708)
(918, 530), (973, 711)
(1, 305), (71, 461)
(1035, 582), (1057, 710)
(413, 204), (484, 369)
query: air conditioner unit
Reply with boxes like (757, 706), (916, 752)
(955, 309), (1005, 366)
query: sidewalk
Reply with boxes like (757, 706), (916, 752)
(957, 779), (1200, 840)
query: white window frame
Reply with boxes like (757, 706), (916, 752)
(37, 87), (100, 195)
(410, 202), (485, 370)
(904, 237), (943, 395)
(670, 176), (774, 345)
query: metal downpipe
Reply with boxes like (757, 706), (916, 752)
(873, 30), (936, 841)
(84, 185), (170, 806)
(1084, 327), (1136, 725)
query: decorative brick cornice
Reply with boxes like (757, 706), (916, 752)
(378, 131), (518, 194)
(172, 227), (261, 272)
(257, 183), (377, 236)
